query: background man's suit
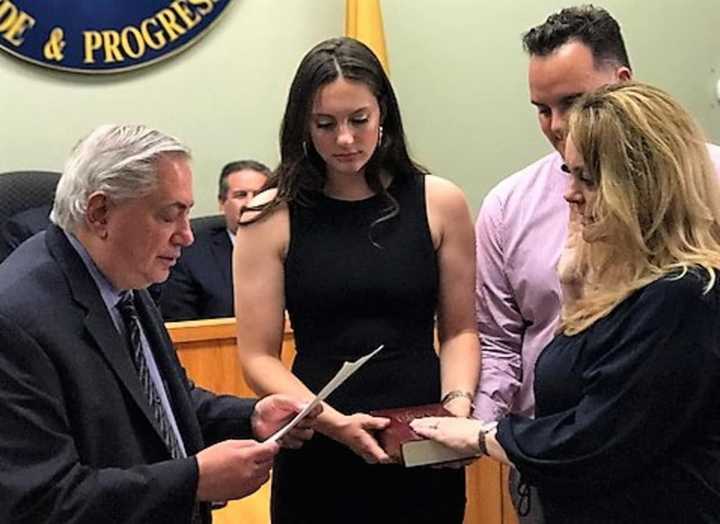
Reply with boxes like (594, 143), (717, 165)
(160, 219), (233, 321)
(0, 204), (51, 262)
(0, 224), (256, 523)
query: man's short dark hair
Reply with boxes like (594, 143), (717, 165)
(522, 5), (631, 70)
(218, 160), (271, 200)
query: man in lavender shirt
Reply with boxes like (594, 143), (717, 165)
(474, 6), (720, 523)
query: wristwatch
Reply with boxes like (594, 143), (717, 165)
(477, 421), (498, 456)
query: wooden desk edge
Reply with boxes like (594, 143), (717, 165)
(167, 317), (293, 344)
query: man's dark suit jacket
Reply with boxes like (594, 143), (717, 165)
(0, 204), (51, 263)
(0, 225), (257, 523)
(160, 220), (233, 321)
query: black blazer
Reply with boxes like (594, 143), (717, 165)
(160, 223), (233, 321)
(0, 225), (257, 524)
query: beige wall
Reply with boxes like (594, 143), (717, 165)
(385, 0), (720, 212)
(1, 0), (718, 215)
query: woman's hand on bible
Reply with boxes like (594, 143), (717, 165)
(411, 417), (485, 456)
(326, 413), (393, 464)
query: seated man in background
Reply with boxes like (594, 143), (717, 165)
(0, 125), (316, 524)
(160, 159), (270, 321)
(1, 204), (52, 257)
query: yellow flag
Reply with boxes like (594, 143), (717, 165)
(345, 0), (389, 73)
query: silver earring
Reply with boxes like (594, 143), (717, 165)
(302, 141), (308, 157)
(378, 126), (384, 146)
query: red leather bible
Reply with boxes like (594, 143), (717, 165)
(371, 403), (480, 467)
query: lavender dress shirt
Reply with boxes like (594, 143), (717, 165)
(474, 144), (720, 421)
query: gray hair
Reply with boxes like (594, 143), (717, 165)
(51, 124), (191, 231)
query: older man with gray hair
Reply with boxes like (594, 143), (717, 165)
(0, 124), (318, 524)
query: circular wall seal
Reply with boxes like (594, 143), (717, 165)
(0, 0), (232, 74)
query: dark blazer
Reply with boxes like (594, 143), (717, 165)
(0, 204), (51, 262)
(160, 221), (233, 321)
(0, 225), (256, 524)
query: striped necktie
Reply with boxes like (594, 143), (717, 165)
(117, 292), (204, 523)
(117, 292), (183, 459)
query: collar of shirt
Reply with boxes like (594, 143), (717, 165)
(64, 231), (126, 332)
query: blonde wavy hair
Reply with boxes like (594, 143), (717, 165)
(560, 81), (720, 335)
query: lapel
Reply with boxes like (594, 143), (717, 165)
(134, 290), (204, 452)
(209, 226), (232, 290)
(45, 226), (173, 449)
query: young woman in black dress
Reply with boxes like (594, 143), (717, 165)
(413, 82), (720, 523)
(233, 37), (480, 523)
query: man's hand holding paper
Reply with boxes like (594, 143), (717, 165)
(252, 394), (323, 448)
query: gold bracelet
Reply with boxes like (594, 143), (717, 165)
(441, 390), (475, 410)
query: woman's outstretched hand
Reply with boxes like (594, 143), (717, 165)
(324, 413), (393, 464)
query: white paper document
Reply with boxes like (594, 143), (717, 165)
(267, 344), (384, 443)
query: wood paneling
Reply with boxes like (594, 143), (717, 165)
(168, 318), (518, 524)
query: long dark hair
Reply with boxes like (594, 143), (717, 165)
(244, 36), (427, 228)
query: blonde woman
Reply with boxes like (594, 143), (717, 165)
(413, 82), (720, 523)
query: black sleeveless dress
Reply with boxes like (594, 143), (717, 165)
(271, 174), (466, 523)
